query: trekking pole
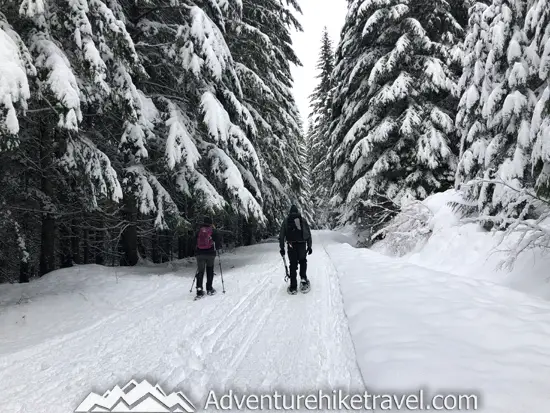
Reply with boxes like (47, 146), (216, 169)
(213, 241), (225, 293)
(217, 248), (226, 293)
(282, 255), (289, 282)
(189, 270), (197, 292)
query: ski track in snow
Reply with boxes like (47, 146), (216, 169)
(0, 238), (364, 412)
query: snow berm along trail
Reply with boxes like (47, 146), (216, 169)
(1, 231), (550, 412)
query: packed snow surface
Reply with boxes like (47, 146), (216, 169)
(0, 233), (362, 412)
(1, 231), (550, 412)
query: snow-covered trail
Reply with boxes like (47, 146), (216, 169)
(3, 231), (550, 412)
(0, 236), (363, 413)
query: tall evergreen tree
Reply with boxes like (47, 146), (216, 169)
(226, 0), (313, 229)
(455, 1), (492, 193)
(525, 0), (550, 199)
(115, 0), (268, 263)
(1, 0), (141, 274)
(455, 0), (537, 223)
(307, 27), (334, 227)
(0, 0), (310, 282)
(329, 0), (464, 228)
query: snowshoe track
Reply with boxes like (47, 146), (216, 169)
(0, 240), (364, 412)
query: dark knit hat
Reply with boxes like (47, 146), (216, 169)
(289, 205), (298, 214)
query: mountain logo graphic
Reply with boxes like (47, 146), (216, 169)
(74, 379), (196, 412)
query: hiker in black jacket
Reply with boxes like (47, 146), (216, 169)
(279, 205), (312, 293)
(194, 217), (221, 298)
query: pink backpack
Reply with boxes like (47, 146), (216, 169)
(197, 226), (214, 250)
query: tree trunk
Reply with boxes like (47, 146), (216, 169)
(39, 126), (56, 276)
(152, 231), (160, 264)
(59, 222), (73, 268)
(95, 228), (105, 265)
(19, 261), (30, 283)
(83, 227), (90, 264)
(121, 195), (138, 266)
(39, 208), (56, 275)
(187, 230), (195, 257)
(72, 218), (80, 264)
(178, 235), (185, 259)
(20, 171), (31, 283)
(161, 230), (171, 263)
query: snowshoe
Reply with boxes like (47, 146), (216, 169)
(300, 279), (310, 294)
(207, 288), (216, 296)
(287, 286), (298, 295)
(194, 289), (205, 300)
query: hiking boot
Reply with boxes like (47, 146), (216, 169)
(300, 279), (310, 292)
(287, 285), (297, 295)
(196, 288), (205, 298)
(207, 288), (216, 296)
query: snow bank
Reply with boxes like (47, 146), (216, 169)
(328, 242), (550, 412)
(371, 189), (550, 301)
(0, 263), (195, 355)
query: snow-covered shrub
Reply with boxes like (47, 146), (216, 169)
(456, 180), (550, 270)
(370, 199), (434, 257)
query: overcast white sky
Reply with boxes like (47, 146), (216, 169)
(290, 0), (348, 130)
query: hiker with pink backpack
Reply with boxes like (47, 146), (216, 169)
(193, 217), (222, 299)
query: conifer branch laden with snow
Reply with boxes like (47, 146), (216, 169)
(369, 197), (434, 256)
(456, 178), (550, 270)
(525, 0), (550, 202)
(455, 0), (538, 219)
(328, 0), (464, 228)
(0, 16), (33, 147)
(446, 0), (550, 272)
(0, 0), (312, 281)
(225, 0), (313, 226)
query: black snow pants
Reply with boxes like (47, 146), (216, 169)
(196, 255), (215, 291)
(287, 242), (307, 289)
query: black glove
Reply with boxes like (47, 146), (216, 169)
(280, 249), (285, 256)
(307, 247), (312, 255)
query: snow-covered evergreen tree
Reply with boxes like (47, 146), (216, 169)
(452, 0), (473, 29)
(525, 0), (550, 199)
(123, 0), (265, 225)
(0, 0), (312, 282)
(455, 1), (492, 191)
(329, 0), (463, 228)
(455, 0), (537, 223)
(307, 27), (334, 227)
(225, 0), (313, 228)
(1, 0), (143, 272)
(9, 0), (147, 211)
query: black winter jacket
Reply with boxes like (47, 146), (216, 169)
(279, 212), (312, 251)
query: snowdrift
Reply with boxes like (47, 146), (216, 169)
(328, 242), (550, 412)
(371, 189), (550, 301)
